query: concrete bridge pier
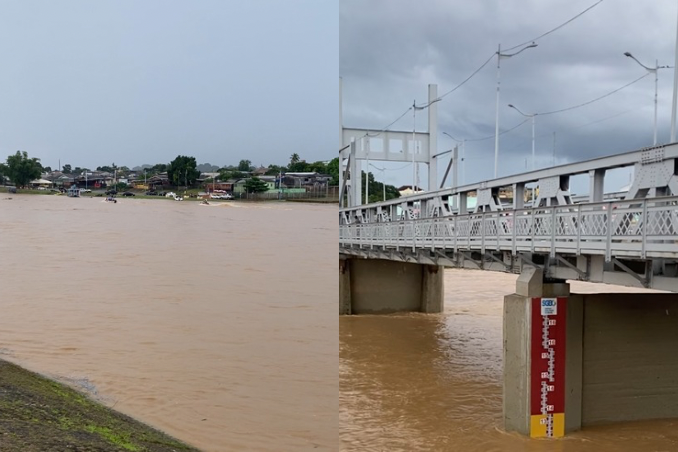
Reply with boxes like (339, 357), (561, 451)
(504, 266), (678, 438)
(339, 257), (443, 314)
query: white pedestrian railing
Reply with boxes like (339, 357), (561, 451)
(339, 197), (678, 261)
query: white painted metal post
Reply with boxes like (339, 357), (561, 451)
(531, 114), (536, 170)
(364, 138), (369, 204)
(350, 141), (360, 208)
(412, 102), (416, 193)
(672, 4), (678, 142)
(461, 140), (466, 185)
(494, 44), (501, 179)
(452, 145), (459, 191)
(339, 77), (343, 149)
(428, 84), (438, 191)
(339, 77), (344, 200)
(589, 169), (605, 203)
(654, 59), (659, 145)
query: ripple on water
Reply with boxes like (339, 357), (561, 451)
(340, 269), (677, 452)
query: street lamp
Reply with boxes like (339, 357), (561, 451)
(624, 52), (672, 145)
(507, 104), (537, 171)
(494, 42), (538, 179)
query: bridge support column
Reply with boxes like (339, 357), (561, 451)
(339, 258), (443, 314)
(505, 268), (678, 438)
(503, 267), (583, 438)
(421, 264), (444, 313)
(339, 258), (351, 315)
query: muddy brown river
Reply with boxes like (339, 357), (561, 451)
(0, 194), (337, 451)
(340, 269), (678, 451)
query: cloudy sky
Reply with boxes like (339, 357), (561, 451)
(341, 0), (678, 193)
(0, 0), (337, 171)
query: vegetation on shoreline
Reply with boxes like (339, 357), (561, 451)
(0, 359), (199, 451)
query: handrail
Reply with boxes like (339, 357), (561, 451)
(340, 196), (678, 261)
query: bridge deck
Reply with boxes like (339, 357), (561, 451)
(341, 197), (678, 260)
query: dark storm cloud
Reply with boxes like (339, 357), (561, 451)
(341, 0), (677, 187)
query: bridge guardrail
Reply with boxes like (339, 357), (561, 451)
(339, 197), (678, 260)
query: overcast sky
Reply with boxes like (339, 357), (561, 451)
(341, 0), (678, 193)
(0, 0), (337, 171)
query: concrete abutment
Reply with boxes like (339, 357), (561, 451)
(338, 257), (443, 314)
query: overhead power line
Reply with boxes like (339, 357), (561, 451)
(438, 52), (496, 101)
(504, 0), (605, 52)
(363, 106), (413, 138)
(538, 73), (650, 116)
(351, 0), (606, 144)
(465, 118), (531, 142)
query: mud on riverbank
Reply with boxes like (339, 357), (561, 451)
(0, 359), (199, 451)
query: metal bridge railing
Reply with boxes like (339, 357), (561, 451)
(339, 196), (678, 260)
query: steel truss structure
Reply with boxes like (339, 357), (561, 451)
(340, 143), (678, 292)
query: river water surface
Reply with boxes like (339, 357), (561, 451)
(340, 269), (678, 452)
(0, 194), (337, 451)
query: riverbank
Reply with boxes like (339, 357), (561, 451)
(0, 359), (198, 451)
(285, 198), (338, 204)
(0, 186), (338, 204)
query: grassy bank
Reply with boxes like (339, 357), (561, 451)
(0, 359), (199, 451)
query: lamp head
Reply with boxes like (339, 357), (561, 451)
(624, 52), (632, 57)
(508, 104), (515, 108)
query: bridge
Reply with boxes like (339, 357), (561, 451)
(339, 132), (678, 437)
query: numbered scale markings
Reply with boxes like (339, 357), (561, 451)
(530, 297), (566, 438)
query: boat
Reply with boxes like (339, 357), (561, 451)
(67, 186), (80, 197)
(105, 196), (117, 203)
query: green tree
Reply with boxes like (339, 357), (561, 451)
(244, 177), (269, 193)
(238, 159), (252, 172)
(149, 163), (167, 175)
(327, 157), (339, 185)
(218, 169), (244, 181)
(167, 155), (200, 188)
(289, 153), (300, 167)
(309, 160), (328, 174)
(288, 160), (311, 172)
(43, 166), (52, 173)
(62, 164), (72, 174)
(96, 165), (114, 173)
(360, 171), (400, 203)
(265, 164), (286, 176)
(4, 151), (43, 188)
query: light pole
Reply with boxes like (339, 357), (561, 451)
(382, 167), (385, 201)
(624, 52), (671, 145)
(508, 104), (537, 171)
(494, 42), (537, 179)
(412, 100), (417, 193)
(672, 4), (678, 142)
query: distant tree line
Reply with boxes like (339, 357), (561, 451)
(0, 150), (397, 200)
